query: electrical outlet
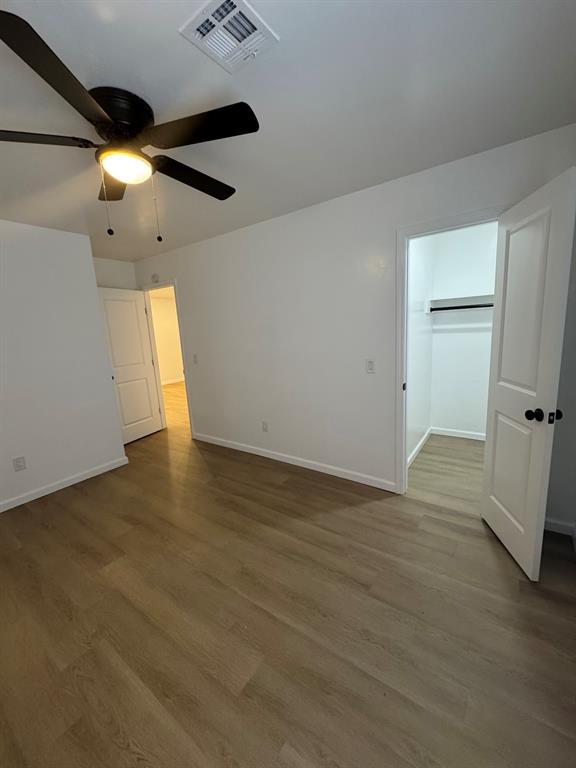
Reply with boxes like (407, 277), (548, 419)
(261, 420), (269, 433)
(192, 353), (198, 365)
(12, 456), (26, 472)
(365, 359), (376, 374)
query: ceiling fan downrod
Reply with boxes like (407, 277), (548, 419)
(151, 173), (163, 243)
(99, 163), (115, 236)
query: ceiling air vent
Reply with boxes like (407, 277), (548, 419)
(180, 0), (279, 73)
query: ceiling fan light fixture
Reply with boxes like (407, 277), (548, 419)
(99, 149), (152, 184)
(0, 13), (259, 203)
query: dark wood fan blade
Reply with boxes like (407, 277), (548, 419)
(147, 102), (258, 149)
(0, 11), (112, 126)
(0, 129), (96, 148)
(98, 173), (126, 201)
(153, 156), (235, 200)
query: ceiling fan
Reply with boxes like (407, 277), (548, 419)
(0, 11), (259, 205)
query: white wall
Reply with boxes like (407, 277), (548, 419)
(0, 221), (126, 512)
(149, 289), (184, 385)
(407, 222), (497, 447)
(407, 223), (497, 456)
(430, 224), (497, 439)
(430, 223), (498, 299)
(93, 257), (137, 289)
(430, 308), (494, 438)
(134, 124), (576, 491)
(547, 230), (576, 537)
(406, 238), (433, 462)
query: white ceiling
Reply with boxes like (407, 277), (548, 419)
(1, 0), (576, 262)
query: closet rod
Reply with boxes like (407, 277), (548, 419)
(430, 302), (494, 312)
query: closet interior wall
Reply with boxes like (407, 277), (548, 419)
(406, 222), (498, 464)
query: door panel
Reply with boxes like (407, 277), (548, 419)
(490, 413), (531, 531)
(105, 298), (146, 367)
(482, 168), (576, 580)
(117, 378), (153, 426)
(99, 288), (163, 444)
(498, 212), (549, 391)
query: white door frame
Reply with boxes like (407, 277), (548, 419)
(143, 291), (167, 431)
(141, 279), (196, 437)
(394, 206), (504, 493)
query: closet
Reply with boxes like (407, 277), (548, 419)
(406, 221), (498, 466)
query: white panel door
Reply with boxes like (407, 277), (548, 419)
(99, 288), (163, 444)
(482, 168), (576, 580)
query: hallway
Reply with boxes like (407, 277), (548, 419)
(161, 381), (190, 433)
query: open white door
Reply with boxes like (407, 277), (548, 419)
(482, 168), (576, 580)
(99, 288), (163, 444)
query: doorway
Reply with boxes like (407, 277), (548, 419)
(98, 285), (192, 444)
(397, 170), (576, 581)
(404, 221), (498, 514)
(146, 285), (191, 435)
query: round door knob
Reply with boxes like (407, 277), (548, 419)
(556, 409), (564, 421)
(525, 408), (544, 422)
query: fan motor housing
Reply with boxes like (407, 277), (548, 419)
(90, 87), (154, 143)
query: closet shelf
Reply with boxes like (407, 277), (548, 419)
(428, 294), (494, 313)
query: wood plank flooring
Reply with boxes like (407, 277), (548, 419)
(1, 383), (575, 767)
(407, 434), (485, 515)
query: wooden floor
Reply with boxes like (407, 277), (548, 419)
(1, 383), (576, 768)
(407, 433), (485, 515)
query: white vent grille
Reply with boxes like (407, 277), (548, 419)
(180, 0), (279, 73)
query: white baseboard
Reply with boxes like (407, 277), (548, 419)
(407, 426), (484, 467)
(545, 516), (576, 539)
(431, 427), (486, 441)
(408, 428), (432, 467)
(161, 377), (185, 385)
(0, 456), (129, 514)
(194, 433), (397, 492)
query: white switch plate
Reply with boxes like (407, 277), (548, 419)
(12, 456), (26, 471)
(365, 359), (376, 374)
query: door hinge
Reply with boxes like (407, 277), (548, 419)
(151, 358), (155, 367)
(144, 306), (148, 315)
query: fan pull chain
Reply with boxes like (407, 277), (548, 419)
(99, 164), (114, 236)
(151, 173), (163, 243)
